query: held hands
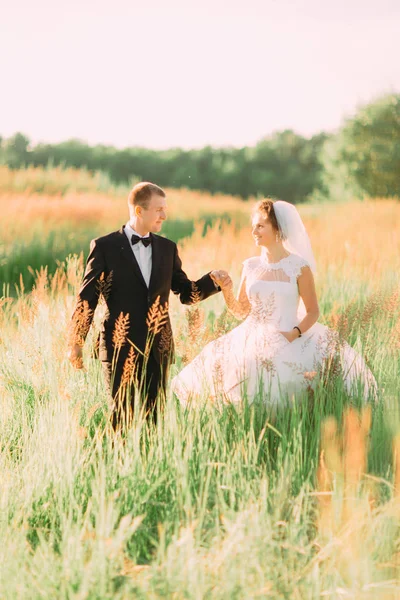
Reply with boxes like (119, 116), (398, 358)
(210, 270), (233, 290)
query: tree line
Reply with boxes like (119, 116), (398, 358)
(1, 94), (399, 202)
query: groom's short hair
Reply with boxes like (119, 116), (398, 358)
(128, 182), (166, 210)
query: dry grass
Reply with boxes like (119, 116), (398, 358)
(0, 186), (248, 246)
(175, 199), (400, 286)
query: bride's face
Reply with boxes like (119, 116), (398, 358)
(252, 212), (276, 247)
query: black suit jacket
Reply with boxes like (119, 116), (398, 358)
(70, 226), (220, 366)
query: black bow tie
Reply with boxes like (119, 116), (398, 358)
(131, 234), (151, 247)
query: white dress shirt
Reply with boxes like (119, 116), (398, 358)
(124, 222), (152, 287)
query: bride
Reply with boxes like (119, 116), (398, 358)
(171, 199), (377, 406)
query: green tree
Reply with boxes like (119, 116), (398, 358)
(247, 130), (328, 203)
(4, 132), (30, 168)
(2, 130), (327, 202)
(326, 94), (400, 199)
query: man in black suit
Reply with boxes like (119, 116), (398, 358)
(68, 182), (229, 429)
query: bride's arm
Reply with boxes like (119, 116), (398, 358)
(210, 268), (251, 320)
(282, 266), (320, 342)
(297, 266), (320, 330)
(221, 277), (251, 321)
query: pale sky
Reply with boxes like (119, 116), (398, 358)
(1, 0), (399, 149)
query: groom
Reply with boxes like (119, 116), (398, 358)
(68, 182), (225, 429)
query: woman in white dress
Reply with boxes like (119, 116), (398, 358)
(171, 199), (377, 406)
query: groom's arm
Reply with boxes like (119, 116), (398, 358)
(69, 238), (106, 348)
(171, 244), (221, 305)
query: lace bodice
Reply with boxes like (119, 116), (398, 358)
(242, 253), (310, 330)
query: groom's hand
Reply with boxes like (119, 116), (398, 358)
(210, 270), (232, 289)
(68, 344), (85, 370)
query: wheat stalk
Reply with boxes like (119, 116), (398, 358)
(69, 300), (94, 348)
(121, 347), (137, 387)
(97, 270), (113, 303)
(189, 281), (202, 305)
(112, 312), (130, 350)
(146, 297), (169, 336)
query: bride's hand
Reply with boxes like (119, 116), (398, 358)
(210, 270), (232, 289)
(279, 330), (299, 343)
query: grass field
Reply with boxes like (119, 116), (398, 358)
(0, 166), (250, 294)
(1, 167), (400, 598)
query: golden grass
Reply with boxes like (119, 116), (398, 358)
(175, 199), (400, 287)
(0, 165), (109, 195)
(0, 187), (249, 245)
(112, 312), (131, 351)
(1, 164), (398, 273)
(1, 165), (398, 290)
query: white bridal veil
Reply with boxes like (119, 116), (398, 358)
(272, 200), (316, 320)
(273, 200), (316, 273)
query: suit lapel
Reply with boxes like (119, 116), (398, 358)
(149, 233), (162, 293)
(117, 226), (147, 289)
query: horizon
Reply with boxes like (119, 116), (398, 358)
(4, 123), (334, 152)
(1, 0), (399, 150)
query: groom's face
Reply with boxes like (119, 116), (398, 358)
(140, 193), (167, 233)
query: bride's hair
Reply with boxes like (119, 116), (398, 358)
(253, 199), (286, 240)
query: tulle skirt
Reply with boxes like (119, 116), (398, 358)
(171, 320), (377, 406)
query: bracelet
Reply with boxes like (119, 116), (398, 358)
(293, 326), (302, 338)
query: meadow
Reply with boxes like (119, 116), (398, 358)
(0, 166), (400, 598)
(0, 166), (249, 293)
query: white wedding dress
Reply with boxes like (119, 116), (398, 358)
(171, 253), (377, 406)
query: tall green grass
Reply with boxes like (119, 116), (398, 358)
(0, 255), (399, 598)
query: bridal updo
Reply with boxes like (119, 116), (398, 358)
(253, 199), (286, 240)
